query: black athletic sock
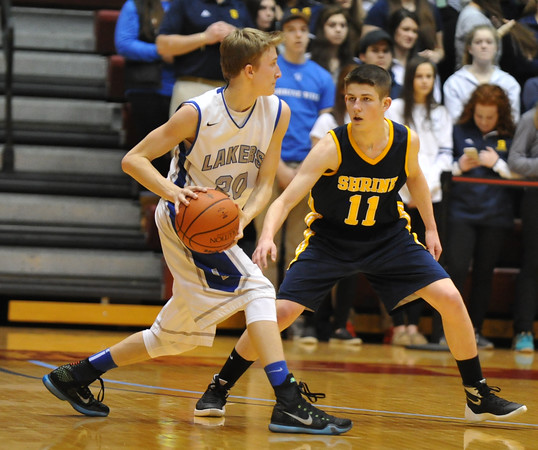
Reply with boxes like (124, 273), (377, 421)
(456, 355), (483, 386)
(218, 348), (254, 387)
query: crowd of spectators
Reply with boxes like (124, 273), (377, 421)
(115, 0), (538, 352)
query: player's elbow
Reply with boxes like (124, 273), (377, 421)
(121, 153), (137, 177)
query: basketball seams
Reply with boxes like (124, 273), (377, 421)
(175, 203), (188, 240)
(188, 215), (240, 251)
(182, 198), (231, 239)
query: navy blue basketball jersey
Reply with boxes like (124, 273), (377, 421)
(308, 119), (411, 243)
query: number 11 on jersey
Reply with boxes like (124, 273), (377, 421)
(344, 195), (379, 226)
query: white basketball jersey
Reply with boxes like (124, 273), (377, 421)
(168, 87), (283, 209)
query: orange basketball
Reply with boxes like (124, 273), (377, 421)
(175, 189), (239, 254)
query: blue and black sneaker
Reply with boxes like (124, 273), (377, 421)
(269, 373), (352, 435)
(43, 361), (109, 417)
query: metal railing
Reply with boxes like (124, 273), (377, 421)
(1, 0), (14, 172)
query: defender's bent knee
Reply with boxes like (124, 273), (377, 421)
(276, 299), (305, 331)
(435, 289), (468, 319)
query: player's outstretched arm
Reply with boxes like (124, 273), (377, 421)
(405, 130), (442, 260)
(121, 104), (206, 210)
(252, 133), (339, 268)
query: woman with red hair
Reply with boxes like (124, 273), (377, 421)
(445, 84), (521, 349)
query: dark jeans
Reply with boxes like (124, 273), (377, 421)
(513, 189), (538, 333)
(445, 220), (508, 332)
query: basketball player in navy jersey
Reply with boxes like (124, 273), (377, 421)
(41, 28), (352, 435)
(196, 64), (527, 422)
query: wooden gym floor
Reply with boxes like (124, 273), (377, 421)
(1, 326), (537, 449)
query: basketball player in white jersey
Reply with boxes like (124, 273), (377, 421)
(42, 28), (352, 435)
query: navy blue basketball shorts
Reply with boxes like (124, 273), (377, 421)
(277, 227), (449, 313)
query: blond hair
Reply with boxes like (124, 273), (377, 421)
(220, 28), (283, 82)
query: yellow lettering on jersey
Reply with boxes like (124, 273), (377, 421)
(338, 176), (398, 193)
(345, 194), (380, 227)
(337, 176), (349, 190)
(348, 177), (360, 192)
(345, 194), (361, 225)
(359, 178), (372, 192)
(362, 196), (379, 226)
(374, 178), (391, 193)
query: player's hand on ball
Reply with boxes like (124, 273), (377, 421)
(173, 185), (207, 213)
(252, 236), (277, 269)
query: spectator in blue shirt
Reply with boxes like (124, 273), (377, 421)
(115, 0), (175, 175)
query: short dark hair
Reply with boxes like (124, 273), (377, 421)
(344, 64), (391, 99)
(279, 10), (310, 29)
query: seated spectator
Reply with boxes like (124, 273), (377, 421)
(386, 8), (418, 89)
(443, 24), (521, 123)
(454, 0), (498, 69)
(454, 0), (537, 71)
(329, 0), (364, 37)
(245, 0), (277, 31)
(276, 0), (324, 32)
(310, 5), (355, 85)
(356, 29), (402, 98)
(445, 84), (520, 350)
(362, 0), (445, 65)
(387, 8), (441, 102)
(507, 105), (538, 353)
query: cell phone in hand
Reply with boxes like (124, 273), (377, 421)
(464, 147), (478, 160)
